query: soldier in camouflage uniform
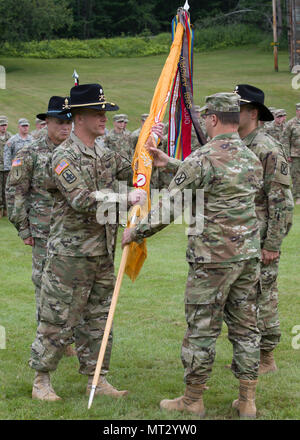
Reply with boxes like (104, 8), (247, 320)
(235, 84), (293, 374)
(281, 103), (300, 204)
(191, 105), (208, 151)
(0, 115), (12, 216)
(29, 84), (149, 402)
(31, 118), (47, 139)
(6, 97), (73, 326)
(4, 118), (33, 171)
(265, 108), (287, 143)
(122, 93), (264, 418)
(130, 113), (149, 150)
(104, 113), (133, 161)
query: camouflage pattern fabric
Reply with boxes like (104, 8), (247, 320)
(31, 127), (48, 140)
(29, 254), (115, 375)
(32, 237), (48, 322)
(131, 130), (263, 384)
(291, 157), (300, 198)
(182, 258), (260, 384)
(242, 127), (293, 351)
(3, 133), (33, 171)
(104, 128), (133, 161)
(6, 135), (57, 240)
(281, 116), (300, 158)
(0, 131), (12, 209)
(265, 121), (286, 143)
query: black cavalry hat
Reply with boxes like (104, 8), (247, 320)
(36, 96), (72, 121)
(233, 84), (274, 121)
(66, 83), (119, 112)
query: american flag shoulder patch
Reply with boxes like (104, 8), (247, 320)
(55, 160), (69, 175)
(12, 159), (22, 167)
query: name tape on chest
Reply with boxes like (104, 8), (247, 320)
(55, 160), (69, 175)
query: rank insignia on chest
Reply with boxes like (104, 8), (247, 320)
(175, 171), (187, 186)
(55, 160), (69, 175)
(62, 168), (77, 184)
(281, 162), (288, 176)
(12, 159), (22, 167)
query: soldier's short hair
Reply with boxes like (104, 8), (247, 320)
(214, 111), (240, 125)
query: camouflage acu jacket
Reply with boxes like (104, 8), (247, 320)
(242, 127), (293, 250)
(132, 132), (263, 264)
(4, 133), (33, 171)
(104, 129), (133, 161)
(6, 135), (57, 240)
(281, 117), (300, 158)
(47, 132), (132, 258)
(0, 131), (12, 171)
(265, 121), (286, 144)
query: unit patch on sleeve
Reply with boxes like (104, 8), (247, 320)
(62, 168), (77, 184)
(12, 159), (22, 167)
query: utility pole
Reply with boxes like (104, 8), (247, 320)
(272, 0), (279, 71)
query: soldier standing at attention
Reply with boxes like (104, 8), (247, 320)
(0, 115), (12, 217)
(281, 103), (300, 204)
(28, 84), (148, 401)
(6, 97), (73, 331)
(104, 113), (132, 160)
(122, 93), (263, 418)
(4, 118), (33, 171)
(234, 84), (293, 373)
(265, 108), (287, 143)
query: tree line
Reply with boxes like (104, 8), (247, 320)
(0, 0), (286, 42)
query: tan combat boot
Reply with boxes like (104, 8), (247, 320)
(232, 379), (258, 418)
(258, 350), (278, 375)
(64, 345), (77, 357)
(86, 375), (128, 398)
(32, 372), (62, 401)
(160, 384), (206, 417)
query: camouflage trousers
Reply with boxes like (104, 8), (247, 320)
(29, 253), (115, 376)
(291, 157), (300, 198)
(32, 237), (48, 323)
(257, 256), (281, 352)
(182, 258), (260, 385)
(0, 170), (8, 209)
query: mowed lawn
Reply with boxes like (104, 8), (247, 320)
(0, 48), (300, 421)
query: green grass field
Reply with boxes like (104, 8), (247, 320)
(0, 48), (300, 421)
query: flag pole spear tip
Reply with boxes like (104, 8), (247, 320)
(183, 0), (190, 11)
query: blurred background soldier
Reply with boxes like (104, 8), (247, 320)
(31, 117), (47, 139)
(265, 109), (287, 143)
(0, 115), (12, 217)
(130, 113), (149, 150)
(6, 97), (73, 335)
(281, 103), (300, 204)
(4, 118), (33, 171)
(105, 113), (133, 160)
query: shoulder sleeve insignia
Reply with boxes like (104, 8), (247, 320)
(175, 171), (187, 186)
(55, 160), (69, 175)
(62, 168), (77, 184)
(280, 162), (288, 176)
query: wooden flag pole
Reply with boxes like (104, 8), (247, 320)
(88, 205), (140, 410)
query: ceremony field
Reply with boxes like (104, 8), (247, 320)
(0, 47), (300, 420)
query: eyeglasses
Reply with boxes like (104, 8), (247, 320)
(201, 112), (215, 119)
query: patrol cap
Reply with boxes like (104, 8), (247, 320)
(274, 108), (286, 117)
(0, 115), (8, 125)
(141, 113), (149, 121)
(18, 118), (30, 126)
(296, 103), (300, 110)
(194, 105), (202, 113)
(199, 92), (240, 113)
(113, 114), (129, 122)
(36, 117), (47, 124)
(268, 107), (277, 114)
